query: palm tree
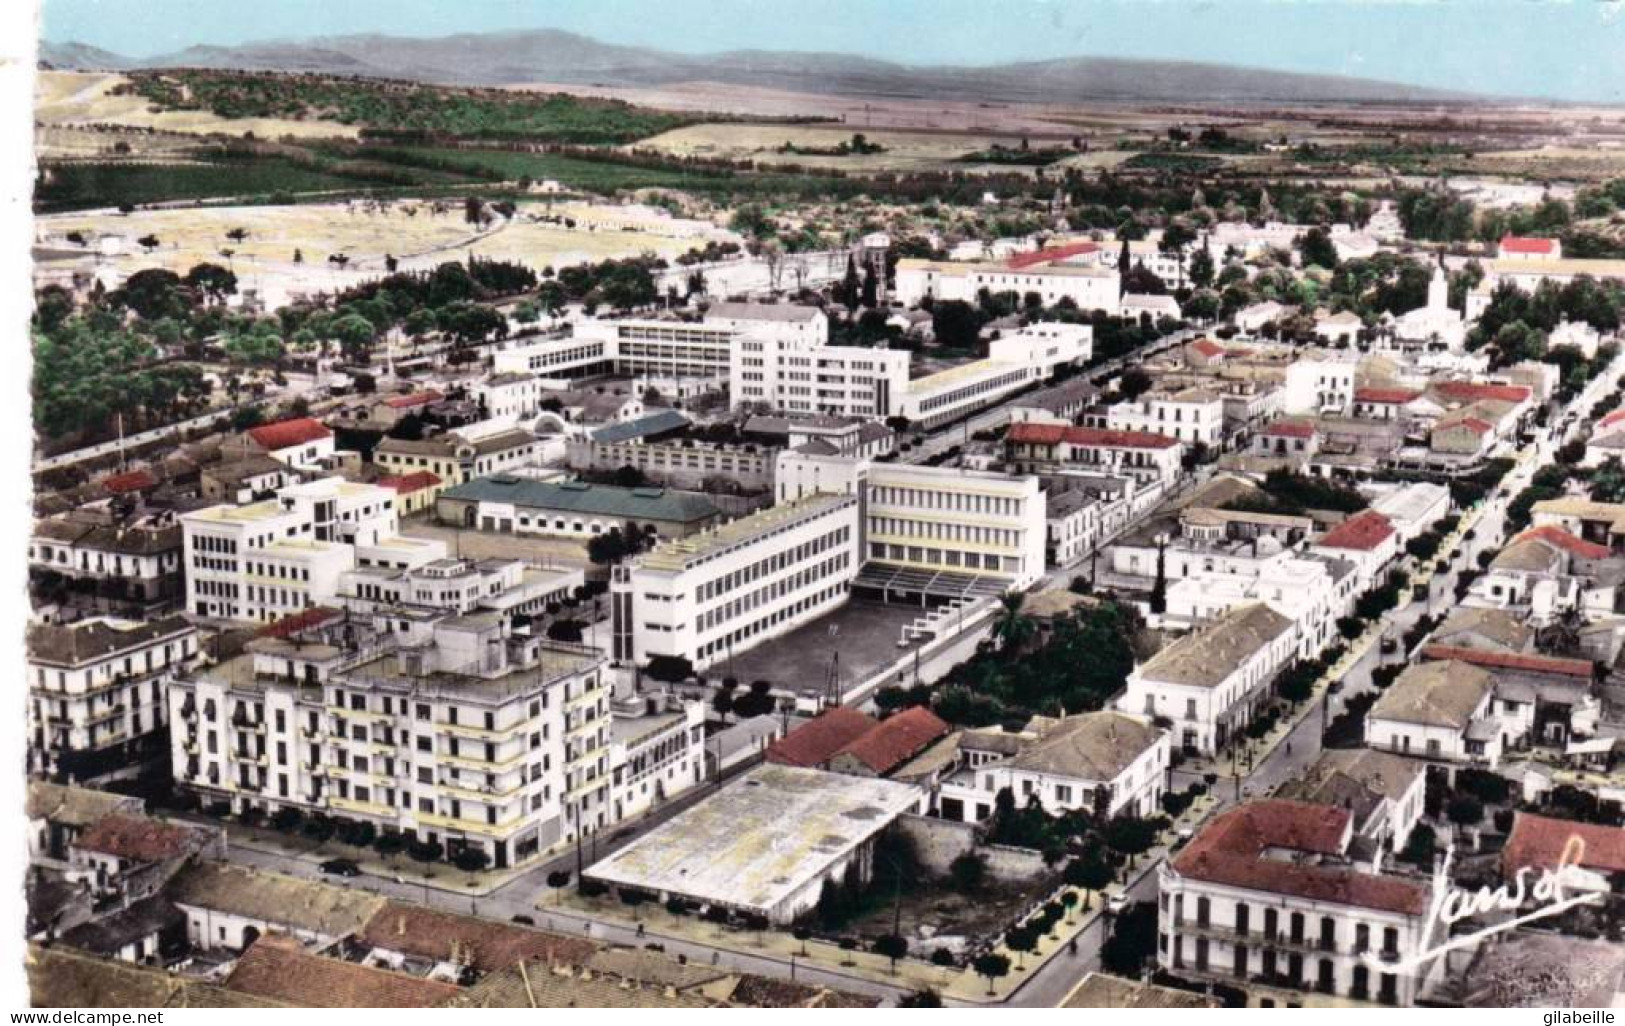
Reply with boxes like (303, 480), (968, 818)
(991, 591), (1037, 654)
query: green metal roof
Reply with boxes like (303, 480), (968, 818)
(441, 476), (721, 524)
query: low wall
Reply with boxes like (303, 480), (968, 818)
(895, 814), (1048, 883)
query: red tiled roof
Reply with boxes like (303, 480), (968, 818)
(1502, 812), (1625, 879)
(1006, 422), (1069, 445)
(1007, 422), (1180, 450)
(378, 471), (443, 493)
(358, 902), (596, 974)
(247, 417), (331, 451)
(1421, 644), (1594, 679)
(1261, 419), (1316, 439)
(766, 707), (877, 768)
(75, 814), (196, 863)
(1433, 381), (1532, 405)
(833, 706), (950, 775)
(1445, 416), (1494, 436)
(384, 390), (443, 410)
(1173, 800), (1426, 915)
(1513, 525), (1612, 561)
(1500, 235), (1557, 256)
(1315, 510), (1396, 552)
(101, 469), (157, 494)
(1190, 339), (1225, 358)
(255, 606), (342, 640)
(225, 936), (461, 1008)
(1006, 241), (1099, 270)
(1355, 386), (1422, 405)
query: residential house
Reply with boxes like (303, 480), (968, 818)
(1365, 660), (1502, 764)
(937, 712), (1169, 822)
(1310, 510), (1399, 593)
(1119, 603), (1298, 756)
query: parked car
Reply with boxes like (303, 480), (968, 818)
(511, 915), (535, 926)
(1380, 637), (1398, 655)
(319, 858), (362, 877)
(1107, 893), (1130, 914)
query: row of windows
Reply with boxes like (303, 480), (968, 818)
(869, 542), (1008, 572)
(871, 515), (1018, 550)
(693, 582), (847, 662)
(916, 368), (1028, 414)
(695, 525), (851, 602)
(698, 553), (850, 633)
(870, 485), (1023, 517)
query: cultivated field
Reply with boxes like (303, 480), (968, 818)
(36, 199), (729, 297)
(634, 122), (1055, 174)
(35, 72), (360, 150)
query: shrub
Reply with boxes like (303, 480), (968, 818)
(453, 847), (491, 872)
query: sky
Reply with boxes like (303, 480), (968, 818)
(37, 0), (1625, 104)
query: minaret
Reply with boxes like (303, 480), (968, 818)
(1428, 261), (1449, 312)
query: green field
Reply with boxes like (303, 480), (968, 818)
(34, 160), (393, 212)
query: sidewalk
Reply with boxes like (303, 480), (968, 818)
(203, 816), (541, 897)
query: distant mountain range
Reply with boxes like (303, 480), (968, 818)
(39, 29), (1483, 105)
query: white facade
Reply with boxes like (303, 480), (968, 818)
(170, 616), (613, 866)
(609, 493), (861, 671)
(1282, 357), (1358, 415)
(1159, 804), (1426, 1007)
(181, 478), (402, 624)
(775, 453), (1049, 591)
(473, 373), (545, 421)
(938, 713), (1170, 823)
(27, 616), (199, 779)
(1120, 604), (1298, 756)
(1106, 389), (1224, 447)
(900, 324), (1092, 428)
(894, 259), (1121, 313)
(607, 700), (707, 823)
(732, 335), (910, 418)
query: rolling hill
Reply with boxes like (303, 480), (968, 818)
(39, 29), (1483, 105)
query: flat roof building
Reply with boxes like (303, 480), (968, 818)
(610, 493), (860, 671)
(584, 763), (920, 923)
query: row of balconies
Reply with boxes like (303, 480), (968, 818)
(1176, 919), (1398, 960)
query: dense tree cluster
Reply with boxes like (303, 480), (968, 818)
(121, 69), (694, 144)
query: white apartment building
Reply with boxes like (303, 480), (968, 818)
(472, 372), (545, 421)
(27, 615), (199, 782)
(169, 614), (614, 867)
(610, 493), (860, 671)
(1006, 422), (1184, 486)
(894, 259), (1121, 313)
(732, 335), (911, 419)
(181, 478), (402, 623)
(1164, 553), (1357, 660)
(1120, 602), (1298, 756)
(1282, 356), (1359, 415)
(607, 697), (707, 822)
(1160, 800), (1427, 1007)
(1105, 388), (1225, 447)
(31, 511), (185, 614)
(703, 302), (829, 346)
(1109, 507), (1314, 586)
(567, 437), (778, 491)
(341, 556), (583, 618)
(776, 452), (1049, 594)
(938, 712), (1170, 823)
